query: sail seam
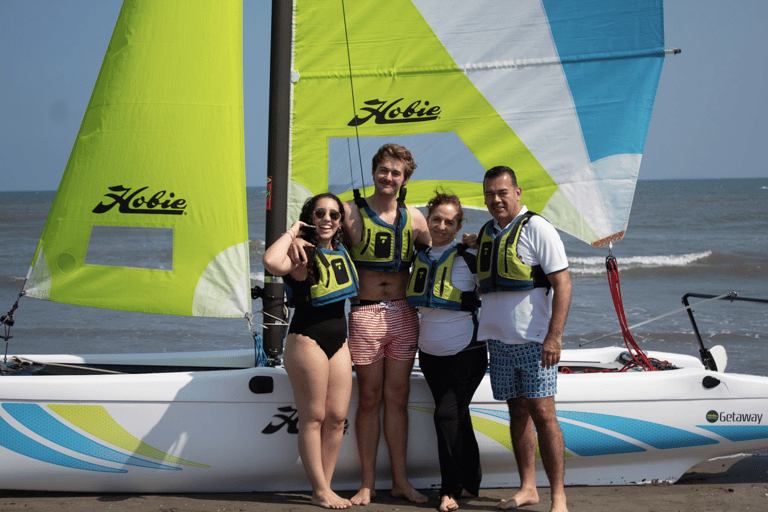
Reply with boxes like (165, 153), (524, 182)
(459, 47), (667, 71)
(298, 47), (665, 80)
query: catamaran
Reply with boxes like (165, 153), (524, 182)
(2, 0), (768, 492)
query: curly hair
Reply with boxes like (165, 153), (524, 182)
(294, 193), (345, 286)
(371, 143), (417, 182)
(425, 190), (464, 225)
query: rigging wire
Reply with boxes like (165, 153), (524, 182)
(1, 289), (25, 364)
(340, 0), (367, 195)
(580, 291), (735, 347)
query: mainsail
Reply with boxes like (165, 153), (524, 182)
(288, 0), (667, 247)
(24, 0), (250, 317)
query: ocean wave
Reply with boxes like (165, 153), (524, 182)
(569, 251), (713, 275)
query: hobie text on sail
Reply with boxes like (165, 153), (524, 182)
(92, 186), (187, 215)
(347, 99), (440, 126)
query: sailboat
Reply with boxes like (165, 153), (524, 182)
(2, 0), (768, 492)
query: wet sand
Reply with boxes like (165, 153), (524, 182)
(2, 454), (766, 512)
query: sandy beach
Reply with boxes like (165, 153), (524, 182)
(2, 453), (766, 512)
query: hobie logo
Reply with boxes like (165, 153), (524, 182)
(93, 185), (187, 215)
(347, 98), (440, 126)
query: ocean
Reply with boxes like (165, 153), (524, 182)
(1, 178), (767, 375)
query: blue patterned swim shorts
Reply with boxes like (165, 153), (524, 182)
(487, 340), (558, 400)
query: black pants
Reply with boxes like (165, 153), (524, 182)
(419, 344), (488, 497)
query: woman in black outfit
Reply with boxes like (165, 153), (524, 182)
(263, 193), (358, 510)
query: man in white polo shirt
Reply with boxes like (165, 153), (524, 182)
(474, 165), (571, 512)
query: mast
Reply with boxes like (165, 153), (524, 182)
(262, 0), (292, 360)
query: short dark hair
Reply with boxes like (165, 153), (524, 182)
(425, 190), (464, 225)
(483, 166), (518, 190)
(372, 143), (417, 181)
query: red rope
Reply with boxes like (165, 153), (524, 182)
(606, 255), (656, 371)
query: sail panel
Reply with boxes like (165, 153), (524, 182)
(25, 0), (249, 317)
(289, 0), (666, 246)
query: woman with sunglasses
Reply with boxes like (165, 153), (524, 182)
(405, 192), (486, 512)
(263, 193), (358, 510)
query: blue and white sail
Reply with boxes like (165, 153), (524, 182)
(288, 0), (668, 246)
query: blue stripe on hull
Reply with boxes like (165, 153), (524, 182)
(698, 425), (768, 442)
(471, 407), (719, 456)
(0, 414), (125, 473)
(559, 421), (646, 456)
(3, 403), (180, 471)
(558, 411), (718, 450)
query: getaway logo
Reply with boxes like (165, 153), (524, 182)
(347, 98), (440, 126)
(93, 185), (187, 215)
(706, 410), (763, 424)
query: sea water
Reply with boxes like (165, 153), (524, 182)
(1, 179), (767, 375)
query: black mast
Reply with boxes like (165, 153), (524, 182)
(262, 0), (292, 360)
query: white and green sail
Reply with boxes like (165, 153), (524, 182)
(24, 0), (250, 317)
(288, 0), (667, 247)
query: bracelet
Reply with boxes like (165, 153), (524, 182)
(284, 230), (296, 240)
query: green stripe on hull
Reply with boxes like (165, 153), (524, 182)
(48, 404), (209, 468)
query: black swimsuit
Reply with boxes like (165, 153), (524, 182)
(288, 301), (348, 359)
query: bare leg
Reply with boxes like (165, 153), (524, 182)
(320, 342), (353, 486)
(384, 357), (427, 504)
(497, 397), (539, 510)
(528, 396), (568, 512)
(284, 335), (351, 510)
(350, 359), (384, 506)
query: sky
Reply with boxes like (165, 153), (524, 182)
(1, 0), (767, 192)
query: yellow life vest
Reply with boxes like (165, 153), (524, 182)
(477, 211), (550, 293)
(287, 244), (359, 307)
(406, 243), (479, 311)
(348, 189), (414, 272)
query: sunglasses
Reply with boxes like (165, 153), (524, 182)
(313, 208), (341, 221)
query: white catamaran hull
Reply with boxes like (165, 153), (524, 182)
(2, 347), (767, 492)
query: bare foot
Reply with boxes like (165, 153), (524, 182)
(497, 489), (539, 510)
(551, 496), (569, 512)
(439, 494), (460, 512)
(391, 484), (428, 504)
(459, 489), (477, 499)
(350, 486), (376, 506)
(311, 490), (352, 509)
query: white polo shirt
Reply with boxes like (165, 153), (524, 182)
(476, 207), (568, 345)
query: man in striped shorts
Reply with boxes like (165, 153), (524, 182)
(342, 144), (431, 506)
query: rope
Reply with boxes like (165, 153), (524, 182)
(246, 313), (271, 368)
(605, 254), (657, 371)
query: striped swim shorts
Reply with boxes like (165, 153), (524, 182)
(348, 299), (419, 365)
(487, 340), (558, 400)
